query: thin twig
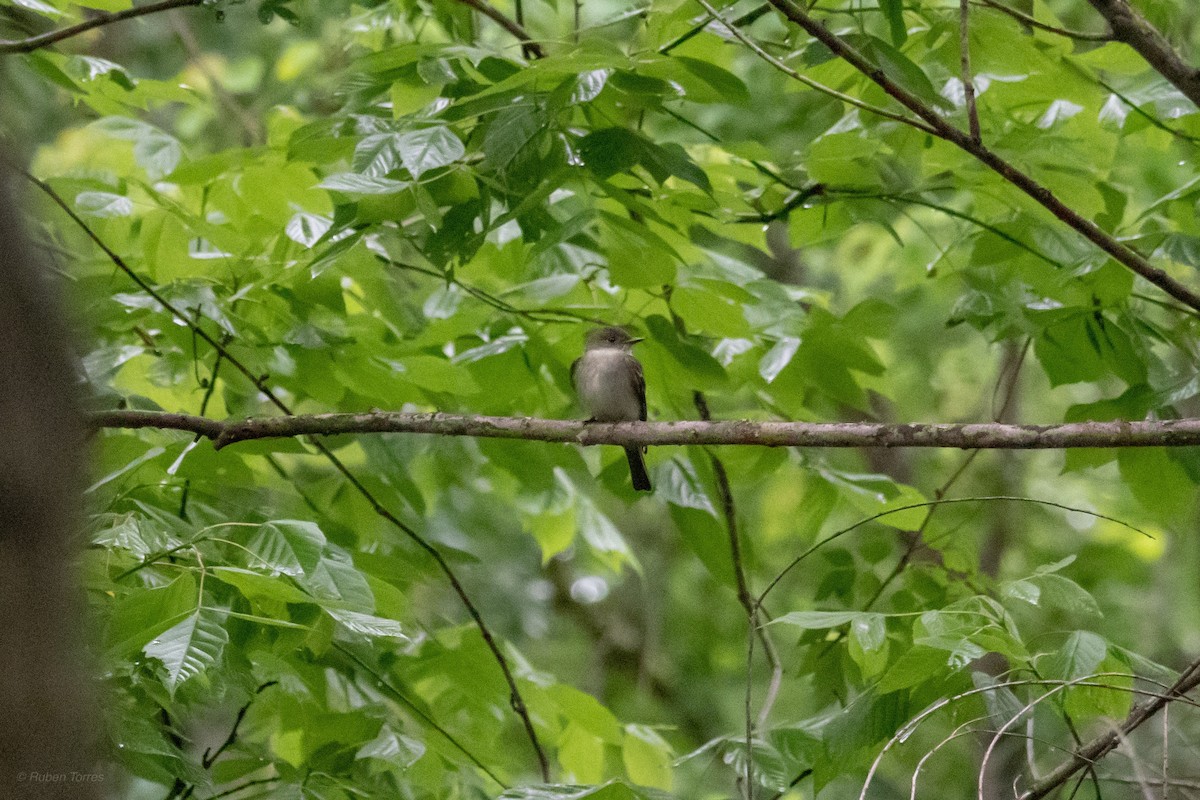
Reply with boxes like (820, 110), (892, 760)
(201, 682), (278, 769)
(1019, 657), (1200, 799)
(764, 0), (1200, 313)
(24, 169), (551, 781)
(758, 495), (1150, 606)
(168, 11), (263, 146)
(959, 0), (981, 143)
(659, 2), (771, 55)
(452, 0), (545, 58)
(1095, 77), (1200, 144)
(0, 0), (204, 54)
(692, 0), (938, 136)
(334, 643), (508, 789)
(974, 0), (1112, 42)
(694, 391), (781, 799)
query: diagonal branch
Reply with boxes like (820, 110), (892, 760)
(692, 0), (937, 135)
(89, 408), (1200, 450)
(974, 0), (1111, 42)
(1018, 656), (1200, 799)
(0, 0), (204, 54)
(694, 391), (781, 799)
(24, 170), (551, 782)
(762, 0), (1200, 313)
(452, 0), (545, 59)
(1084, 0), (1200, 110)
(959, 0), (981, 143)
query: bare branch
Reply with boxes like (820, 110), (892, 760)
(974, 0), (1112, 42)
(694, 391), (780, 799)
(692, 0), (938, 135)
(0, 0), (203, 55)
(1019, 658), (1200, 799)
(87, 408), (1200, 451)
(1085, 0), (1200, 110)
(762, 0), (1200, 313)
(959, 0), (981, 143)
(452, 0), (545, 59)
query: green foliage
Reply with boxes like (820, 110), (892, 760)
(8, 0), (1200, 797)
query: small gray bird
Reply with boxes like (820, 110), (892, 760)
(571, 326), (652, 492)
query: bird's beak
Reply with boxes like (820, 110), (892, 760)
(629, 337), (644, 345)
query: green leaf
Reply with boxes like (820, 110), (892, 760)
(674, 57), (750, 104)
(876, 646), (952, 693)
(550, 685), (623, 743)
(972, 671), (1025, 725)
(622, 724), (673, 790)
(143, 609), (229, 694)
(395, 126), (465, 178)
(285, 211), (332, 247)
(772, 610), (882, 630)
(326, 608), (410, 640)
(1118, 447), (1196, 520)
(879, 0), (908, 46)
(578, 128), (642, 179)
(848, 613), (889, 677)
(386, 355), (480, 394)
(577, 495), (638, 572)
(1042, 630), (1106, 681)
(92, 117), (182, 179)
(759, 337), (800, 384)
(301, 556), (375, 610)
(76, 191), (133, 218)
(484, 105), (546, 170)
(558, 723), (604, 784)
(498, 783), (673, 799)
(105, 573), (197, 657)
(318, 172), (408, 194)
(353, 132), (406, 176)
(1027, 574), (1101, 618)
(602, 213), (678, 287)
(12, 0), (63, 16)
(246, 520), (327, 576)
(356, 725), (425, 767)
(209, 567), (314, 605)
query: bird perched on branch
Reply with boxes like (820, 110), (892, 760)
(571, 326), (652, 492)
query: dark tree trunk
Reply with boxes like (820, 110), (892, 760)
(0, 159), (97, 798)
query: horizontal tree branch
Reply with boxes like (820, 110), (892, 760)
(1085, 0), (1200, 110)
(89, 409), (1200, 450)
(0, 0), (203, 55)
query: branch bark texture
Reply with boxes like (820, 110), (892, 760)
(0, 0), (204, 54)
(452, 0), (544, 58)
(1085, 0), (1200, 109)
(1018, 657), (1200, 799)
(762, 0), (1200, 313)
(91, 409), (1200, 451)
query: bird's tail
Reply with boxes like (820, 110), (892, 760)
(624, 446), (652, 492)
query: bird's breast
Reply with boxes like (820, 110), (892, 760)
(575, 350), (641, 421)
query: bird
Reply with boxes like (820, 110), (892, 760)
(571, 326), (652, 492)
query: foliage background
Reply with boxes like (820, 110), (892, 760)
(5, 0), (1200, 797)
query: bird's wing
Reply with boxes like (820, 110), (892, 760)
(569, 356), (580, 389)
(626, 354), (647, 421)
